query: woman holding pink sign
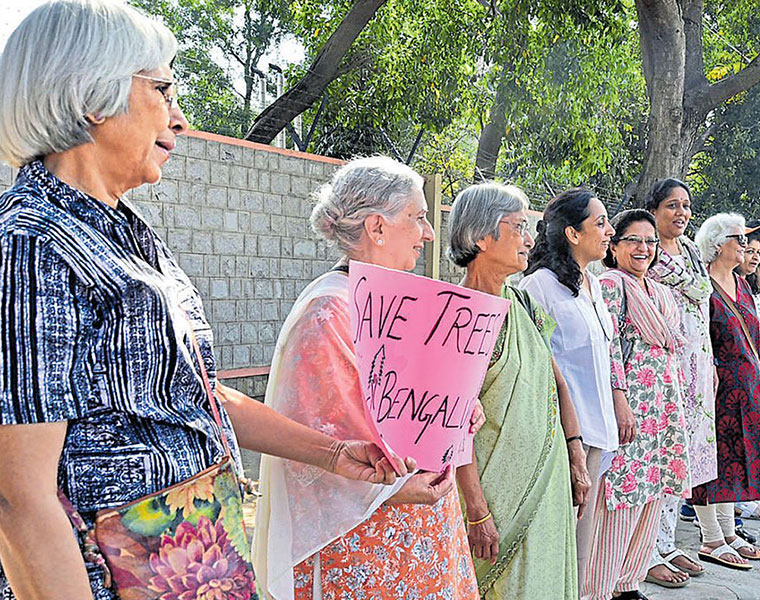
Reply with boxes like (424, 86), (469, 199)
(448, 182), (590, 600)
(253, 156), (480, 600)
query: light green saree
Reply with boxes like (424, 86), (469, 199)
(473, 286), (577, 599)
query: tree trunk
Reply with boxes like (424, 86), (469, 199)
(245, 0), (387, 144)
(474, 75), (512, 181)
(633, 0), (760, 205)
(632, 0), (686, 204)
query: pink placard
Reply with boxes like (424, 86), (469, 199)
(349, 261), (510, 472)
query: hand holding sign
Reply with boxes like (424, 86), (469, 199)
(350, 261), (510, 471)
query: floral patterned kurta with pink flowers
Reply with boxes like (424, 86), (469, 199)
(600, 276), (691, 510)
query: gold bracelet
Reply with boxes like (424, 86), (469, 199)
(467, 511), (492, 526)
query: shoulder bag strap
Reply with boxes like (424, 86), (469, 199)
(711, 278), (760, 365)
(184, 314), (232, 458)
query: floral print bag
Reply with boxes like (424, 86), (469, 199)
(59, 327), (256, 600)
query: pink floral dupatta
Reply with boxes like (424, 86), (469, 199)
(252, 271), (409, 600)
(601, 268), (685, 354)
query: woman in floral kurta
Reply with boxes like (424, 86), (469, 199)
(583, 210), (690, 600)
(689, 212), (760, 569)
(644, 178), (716, 585)
(599, 274), (690, 509)
(287, 286), (478, 600)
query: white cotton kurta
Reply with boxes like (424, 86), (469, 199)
(520, 267), (619, 451)
(660, 255), (717, 486)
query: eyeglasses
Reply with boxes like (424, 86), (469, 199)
(499, 218), (530, 237)
(615, 235), (660, 247)
(726, 234), (748, 246)
(132, 74), (178, 109)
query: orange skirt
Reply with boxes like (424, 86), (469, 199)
(293, 490), (478, 599)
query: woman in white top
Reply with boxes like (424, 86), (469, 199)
(520, 187), (618, 588)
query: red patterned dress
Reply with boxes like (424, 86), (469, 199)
(692, 275), (760, 504)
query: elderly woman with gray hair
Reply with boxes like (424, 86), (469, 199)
(0, 3), (410, 599)
(253, 156), (481, 600)
(690, 213), (760, 570)
(450, 182), (590, 599)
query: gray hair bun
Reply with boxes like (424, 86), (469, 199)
(310, 156), (424, 255)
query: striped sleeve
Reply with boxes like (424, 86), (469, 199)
(0, 233), (87, 424)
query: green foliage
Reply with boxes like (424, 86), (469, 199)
(684, 0), (760, 222)
(288, 0), (486, 156)
(689, 85), (760, 223)
(130, 0), (291, 137)
(130, 0), (758, 214)
(492, 13), (648, 207)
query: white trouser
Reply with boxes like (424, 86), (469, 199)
(694, 503), (735, 543)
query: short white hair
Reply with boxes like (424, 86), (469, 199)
(310, 156), (425, 255)
(0, 0), (177, 166)
(448, 182), (529, 267)
(695, 212), (745, 264)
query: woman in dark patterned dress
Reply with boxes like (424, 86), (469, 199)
(692, 212), (760, 570)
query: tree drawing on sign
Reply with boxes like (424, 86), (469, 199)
(367, 345), (386, 411)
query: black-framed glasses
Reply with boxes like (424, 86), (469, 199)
(727, 234), (748, 246)
(132, 74), (178, 109)
(615, 235), (660, 248)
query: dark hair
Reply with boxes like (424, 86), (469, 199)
(524, 187), (595, 296)
(745, 272), (760, 295)
(603, 209), (659, 268)
(737, 231), (760, 294)
(645, 177), (692, 212)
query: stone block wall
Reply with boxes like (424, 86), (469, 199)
(123, 132), (345, 379)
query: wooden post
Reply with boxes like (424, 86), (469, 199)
(423, 173), (442, 280)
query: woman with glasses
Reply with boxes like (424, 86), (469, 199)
(0, 3), (408, 598)
(735, 229), (760, 301)
(520, 188), (618, 587)
(643, 178), (716, 586)
(449, 183), (589, 599)
(584, 209), (690, 600)
(690, 213), (760, 570)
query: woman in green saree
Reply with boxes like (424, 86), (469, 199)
(450, 182), (591, 599)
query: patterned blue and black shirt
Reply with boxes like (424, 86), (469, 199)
(0, 161), (243, 599)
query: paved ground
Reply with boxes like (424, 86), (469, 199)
(641, 516), (760, 600)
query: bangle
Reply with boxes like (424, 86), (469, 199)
(467, 511), (492, 526)
(566, 435), (583, 445)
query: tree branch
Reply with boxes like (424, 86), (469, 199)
(246, 0), (387, 144)
(692, 119), (729, 155)
(682, 0), (705, 93)
(688, 54), (760, 116)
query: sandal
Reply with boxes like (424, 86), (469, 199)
(728, 536), (760, 560)
(612, 592), (648, 599)
(662, 549), (704, 577)
(736, 501), (760, 520)
(697, 543), (753, 570)
(644, 559), (689, 589)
